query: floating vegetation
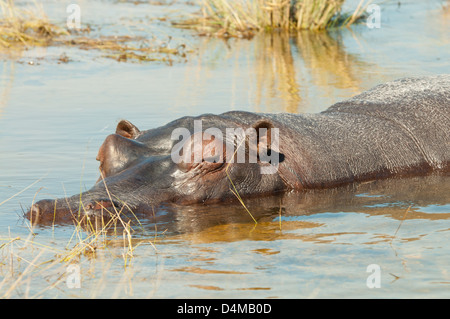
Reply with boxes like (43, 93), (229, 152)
(0, 0), (190, 63)
(0, 0), (68, 48)
(0, 0), (367, 61)
(65, 36), (189, 64)
(172, 0), (371, 38)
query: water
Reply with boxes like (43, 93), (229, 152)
(0, 0), (449, 298)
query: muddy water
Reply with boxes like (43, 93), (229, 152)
(0, 0), (450, 298)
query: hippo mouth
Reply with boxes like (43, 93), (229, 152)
(27, 198), (126, 225)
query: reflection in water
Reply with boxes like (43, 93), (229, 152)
(180, 30), (367, 113)
(253, 32), (302, 113)
(294, 30), (363, 95)
(172, 221), (324, 244)
(103, 175), (450, 298)
(253, 30), (365, 112)
(0, 61), (14, 118)
(439, 3), (450, 43)
(5, 175), (450, 298)
(151, 174), (450, 244)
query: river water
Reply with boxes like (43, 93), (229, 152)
(0, 0), (449, 298)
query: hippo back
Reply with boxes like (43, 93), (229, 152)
(323, 75), (450, 169)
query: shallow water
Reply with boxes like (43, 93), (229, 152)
(0, 0), (450, 298)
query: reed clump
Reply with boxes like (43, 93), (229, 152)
(0, 0), (68, 48)
(173, 0), (371, 38)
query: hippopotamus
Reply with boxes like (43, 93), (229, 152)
(27, 75), (450, 224)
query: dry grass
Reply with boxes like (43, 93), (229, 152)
(173, 0), (372, 38)
(0, 176), (162, 298)
(65, 36), (189, 64)
(0, 0), (190, 63)
(0, 0), (68, 48)
(0, 224), (156, 298)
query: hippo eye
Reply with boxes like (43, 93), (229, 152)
(203, 155), (222, 163)
(176, 131), (226, 172)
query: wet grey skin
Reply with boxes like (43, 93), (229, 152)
(28, 75), (450, 224)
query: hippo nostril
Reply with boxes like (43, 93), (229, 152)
(31, 203), (40, 215)
(27, 199), (58, 219)
(27, 203), (43, 224)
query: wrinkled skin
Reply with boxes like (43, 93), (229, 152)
(27, 75), (450, 224)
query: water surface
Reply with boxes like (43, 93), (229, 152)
(0, 0), (449, 298)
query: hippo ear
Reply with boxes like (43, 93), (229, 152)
(116, 120), (140, 139)
(251, 119), (284, 166)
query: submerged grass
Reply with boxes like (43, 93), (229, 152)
(0, 176), (162, 298)
(173, 0), (372, 38)
(0, 218), (157, 298)
(66, 36), (189, 64)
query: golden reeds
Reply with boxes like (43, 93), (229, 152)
(0, 175), (161, 298)
(173, 0), (372, 38)
(0, 0), (68, 48)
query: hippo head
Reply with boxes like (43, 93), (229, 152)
(27, 116), (287, 224)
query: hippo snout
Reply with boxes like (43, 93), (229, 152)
(27, 198), (125, 225)
(27, 199), (59, 224)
